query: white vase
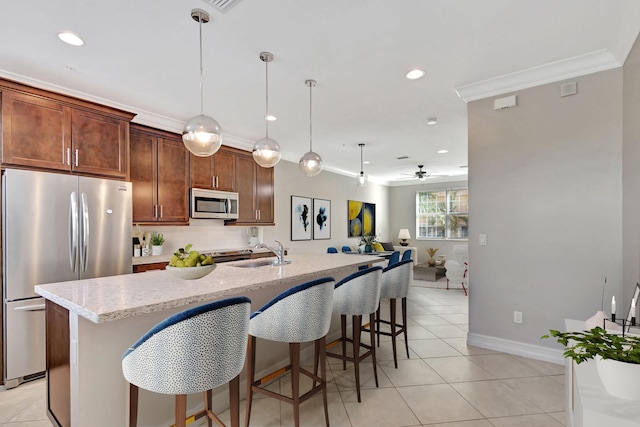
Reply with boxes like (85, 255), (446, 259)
(151, 245), (163, 256)
(595, 356), (640, 400)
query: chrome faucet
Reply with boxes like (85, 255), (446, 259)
(254, 240), (291, 265)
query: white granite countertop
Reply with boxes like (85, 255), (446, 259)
(131, 247), (272, 266)
(36, 253), (383, 324)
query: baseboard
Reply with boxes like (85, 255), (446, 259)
(467, 332), (565, 365)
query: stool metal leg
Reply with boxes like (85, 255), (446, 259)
(341, 315), (347, 370)
(290, 342), (301, 427)
(319, 336), (330, 427)
(176, 395), (187, 427)
(204, 390), (213, 427)
(402, 297), (410, 359)
(229, 375), (240, 427)
(352, 314), (362, 402)
(390, 298), (398, 369)
(369, 312), (379, 388)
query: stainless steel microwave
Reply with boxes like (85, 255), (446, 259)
(190, 188), (239, 219)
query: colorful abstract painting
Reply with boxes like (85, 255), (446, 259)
(348, 200), (375, 237)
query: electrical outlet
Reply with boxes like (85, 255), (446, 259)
(514, 311), (523, 324)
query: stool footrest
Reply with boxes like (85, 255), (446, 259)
(250, 366), (325, 405)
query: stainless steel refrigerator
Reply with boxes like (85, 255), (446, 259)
(2, 169), (132, 388)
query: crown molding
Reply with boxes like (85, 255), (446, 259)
(454, 49), (622, 103)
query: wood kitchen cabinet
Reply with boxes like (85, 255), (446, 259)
(234, 151), (274, 225)
(189, 147), (235, 191)
(130, 124), (189, 224)
(0, 80), (133, 179)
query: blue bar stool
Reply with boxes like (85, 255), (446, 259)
(376, 259), (413, 368)
(326, 266), (382, 402)
(387, 251), (400, 266)
(121, 297), (251, 427)
(401, 250), (412, 262)
(245, 277), (335, 427)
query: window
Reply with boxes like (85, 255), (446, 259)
(416, 188), (468, 239)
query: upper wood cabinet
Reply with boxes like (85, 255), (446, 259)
(234, 151), (274, 225)
(0, 80), (133, 179)
(189, 148), (235, 191)
(130, 125), (189, 224)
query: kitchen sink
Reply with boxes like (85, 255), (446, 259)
(231, 259), (277, 268)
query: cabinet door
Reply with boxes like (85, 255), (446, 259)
(1, 90), (71, 171)
(214, 149), (236, 191)
(157, 137), (189, 223)
(130, 131), (158, 222)
(235, 153), (257, 223)
(71, 109), (127, 178)
(255, 165), (274, 224)
(190, 154), (214, 189)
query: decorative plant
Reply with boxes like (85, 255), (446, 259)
(150, 231), (165, 246)
(359, 234), (378, 246)
(542, 327), (640, 364)
(426, 247), (438, 258)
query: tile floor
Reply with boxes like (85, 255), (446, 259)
(0, 279), (566, 427)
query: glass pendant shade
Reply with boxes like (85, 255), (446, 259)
(253, 137), (281, 167)
(183, 9), (221, 157)
(357, 171), (368, 187)
(253, 52), (281, 168)
(299, 151), (323, 177)
(183, 114), (222, 157)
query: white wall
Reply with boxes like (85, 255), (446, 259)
(467, 69), (623, 356)
(264, 160), (390, 253)
(388, 181), (468, 264)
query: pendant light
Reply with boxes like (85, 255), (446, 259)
(182, 9), (222, 157)
(252, 52), (281, 168)
(299, 79), (323, 177)
(357, 143), (368, 187)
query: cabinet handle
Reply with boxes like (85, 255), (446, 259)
(75, 149), (79, 167)
(66, 148), (71, 166)
(212, 177), (215, 188)
(160, 205), (163, 218)
(154, 205), (158, 218)
(215, 176), (219, 188)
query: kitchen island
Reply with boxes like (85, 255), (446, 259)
(35, 253), (383, 427)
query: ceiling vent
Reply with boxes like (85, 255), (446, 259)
(396, 156), (409, 160)
(201, 0), (241, 13)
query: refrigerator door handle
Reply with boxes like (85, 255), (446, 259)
(69, 192), (78, 272)
(14, 304), (46, 311)
(80, 193), (89, 272)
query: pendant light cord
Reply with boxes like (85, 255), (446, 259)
(360, 145), (364, 173)
(309, 83), (313, 152)
(265, 58), (269, 138)
(198, 12), (204, 115)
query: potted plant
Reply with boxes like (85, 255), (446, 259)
(359, 234), (377, 253)
(543, 327), (640, 399)
(150, 231), (165, 256)
(426, 247), (438, 266)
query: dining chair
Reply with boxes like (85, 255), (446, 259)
(327, 247), (338, 253)
(341, 245), (352, 253)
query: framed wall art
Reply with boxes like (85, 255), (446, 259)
(348, 200), (376, 237)
(313, 198), (331, 239)
(291, 196), (312, 241)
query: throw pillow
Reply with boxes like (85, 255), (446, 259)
(380, 242), (395, 251)
(372, 242), (385, 252)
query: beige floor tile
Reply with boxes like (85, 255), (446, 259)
(512, 355), (565, 375)
(408, 339), (462, 358)
(374, 341), (418, 362)
(550, 374), (565, 385)
(442, 338), (499, 356)
(396, 383), (483, 424)
(466, 354), (544, 379)
(340, 387), (420, 427)
(548, 411), (567, 425)
(451, 380), (544, 418)
(500, 377), (566, 413)
(426, 305), (468, 314)
(0, 380), (46, 423)
(280, 391), (350, 427)
(218, 393), (282, 427)
(487, 413), (564, 426)
(425, 356), (495, 382)
(330, 359), (393, 391)
(378, 358), (445, 386)
(409, 314), (453, 326)
(404, 324), (439, 340)
(425, 324), (468, 338)
(7, 396), (48, 422)
(439, 313), (469, 324)
(0, 420), (55, 427)
(425, 420), (493, 427)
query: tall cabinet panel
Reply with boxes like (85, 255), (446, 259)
(233, 151), (274, 225)
(130, 125), (188, 224)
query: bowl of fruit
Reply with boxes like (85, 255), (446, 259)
(165, 244), (216, 280)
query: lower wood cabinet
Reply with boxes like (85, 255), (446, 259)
(130, 125), (189, 224)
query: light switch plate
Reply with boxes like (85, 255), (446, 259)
(479, 234), (487, 246)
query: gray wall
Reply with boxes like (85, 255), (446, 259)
(388, 181), (468, 264)
(623, 35), (640, 307)
(264, 160), (390, 253)
(467, 69), (624, 355)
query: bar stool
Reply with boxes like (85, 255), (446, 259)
(326, 266), (382, 402)
(245, 277), (335, 427)
(376, 259), (413, 368)
(387, 251), (400, 266)
(121, 297), (251, 427)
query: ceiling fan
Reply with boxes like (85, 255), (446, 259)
(400, 165), (447, 181)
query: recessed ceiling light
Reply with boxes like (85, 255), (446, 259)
(265, 115), (277, 121)
(437, 149), (448, 154)
(363, 161), (370, 165)
(460, 165), (468, 169)
(426, 117), (438, 125)
(57, 32), (84, 46)
(406, 69), (425, 80)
